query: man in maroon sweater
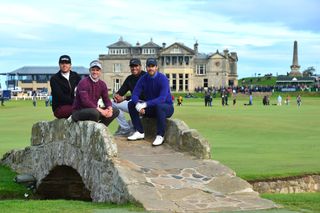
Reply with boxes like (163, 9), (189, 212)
(72, 60), (119, 127)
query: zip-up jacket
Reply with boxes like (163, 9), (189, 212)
(50, 70), (81, 112)
(116, 71), (146, 100)
(132, 71), (173, 107)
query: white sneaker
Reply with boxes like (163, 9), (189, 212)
(152, 135), (164, 146)
(127, 131), (145, 141)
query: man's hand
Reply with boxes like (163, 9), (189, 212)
(104, 107), (113, 118)
(97, 107), (113, 118)
(139, 108), (145, 115)
(135, 102), (147, 113)
(113, 94), (124, 103)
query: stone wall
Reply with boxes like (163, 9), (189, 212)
(1, 119), (129, 203)
(250, 175), (320, 194)
(1, 117), (211, 203)
(141, 118), (211, 159)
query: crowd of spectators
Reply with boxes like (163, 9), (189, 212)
(194, 84), (319, 95)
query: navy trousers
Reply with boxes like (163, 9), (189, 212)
(128, 101), (174, 136)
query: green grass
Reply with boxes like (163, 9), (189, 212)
(0, 166), (29, 199)
(172, 96), (320, 180)
(262, 193), (320, 212)
(1, 98), (319, 180)
(0, 200), (143, 213)
(0, 100), (55, 154)
(1, 98), (320, 212)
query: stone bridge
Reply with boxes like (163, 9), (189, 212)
(1, 118), (277, 212)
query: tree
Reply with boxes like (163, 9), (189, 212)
(303, 66), (316, 77)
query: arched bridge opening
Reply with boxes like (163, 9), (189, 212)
(37, 165), (91, 201)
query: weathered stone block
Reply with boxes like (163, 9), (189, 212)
(141, 118), (211, 159)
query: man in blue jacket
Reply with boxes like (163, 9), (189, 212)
(127, 58), (174, 146)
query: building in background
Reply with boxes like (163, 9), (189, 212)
(1, 66), (88, 94)
(99, 37), (238, 92)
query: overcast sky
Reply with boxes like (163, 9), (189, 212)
(1, 0), (320, 88)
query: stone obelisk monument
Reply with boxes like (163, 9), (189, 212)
(289, 40), (302, 76)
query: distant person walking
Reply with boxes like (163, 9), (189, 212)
(177, 95), (183, 106)
(249, 93), (253, 105)
(277, 95), (282, 106)
(49, 94), (52, 106)
(221, 90), (225, 106)
(297, 95), (302, 107)
(232, 89), (237, 106)
(285, 95), (290, 105)
(209, 95), (212, 106)
(50, 55), (81, 118)
(224, 90), (228, 106)
(32, 90), (37, 107)
(205, 91), (211, 107)
(263, 95), (270, 106)
(0, 93), (4, 106)
(45, 95), (50, 107)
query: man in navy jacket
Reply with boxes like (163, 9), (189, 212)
(127, 58), (174, 146)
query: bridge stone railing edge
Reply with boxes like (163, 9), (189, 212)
(141, 118), (211, 159)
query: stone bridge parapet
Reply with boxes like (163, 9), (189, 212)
(1, 117), (211, 202)
(1, 119), (127, 202)
(1, 119), (276, 212)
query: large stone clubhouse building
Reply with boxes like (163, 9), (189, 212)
(2, 37), (238, 94)
(100, 37), (238, 92)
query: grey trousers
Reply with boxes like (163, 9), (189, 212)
(72, 107), (119, 127)
(112, 100), (131, 130)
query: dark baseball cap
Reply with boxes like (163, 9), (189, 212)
(146, 58), (157, 66)
(129, 58), (141, 66)
(59, 55), (71, 64)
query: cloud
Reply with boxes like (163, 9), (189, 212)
(0, 0), (319, 78)
(1, 0), (318, 48)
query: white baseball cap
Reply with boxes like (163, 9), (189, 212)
(89, 60), (102, 69)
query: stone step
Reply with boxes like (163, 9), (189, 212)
(114, 137), (277, 212)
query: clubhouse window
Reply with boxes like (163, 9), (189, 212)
(196, 64), (206, 75)
(185, 56), (190, 65)
(113, 64), (121, 72)
(203, 78), (208, 88)
(179, 79), (183, 91)
(172, 80), (176, 91)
